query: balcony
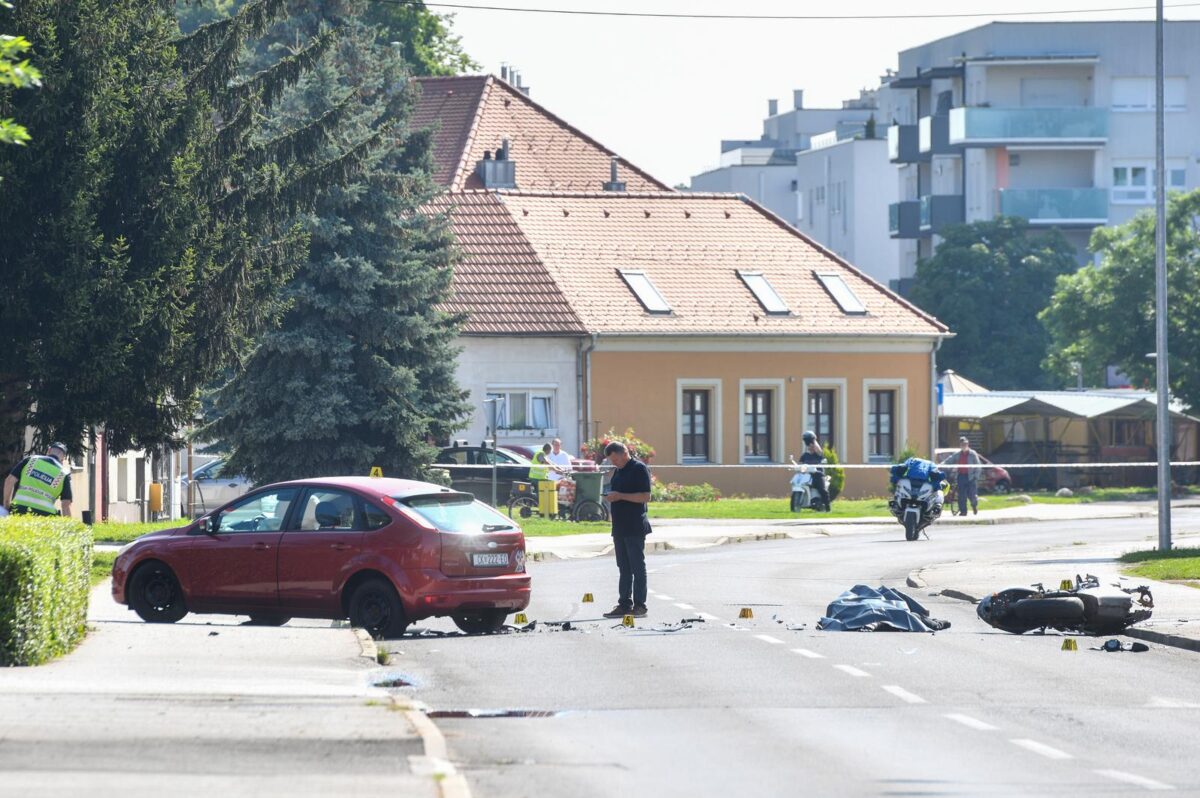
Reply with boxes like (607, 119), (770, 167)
(949, 107), (1108, 147)
(889, 201), (921, 238)
(918, 114), (960, 156)
(998, 187), (1109, 226)
(919, 195), (964, 234)
(887, 124), (922, 163)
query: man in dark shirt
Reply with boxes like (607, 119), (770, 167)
(600, 441), (652, 619)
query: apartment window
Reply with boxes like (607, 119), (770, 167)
(743, 389), (773, 461)
(681, 390), (710, 462)
(1111, 77), (1187, 111)
(738, 271), (789, 315)
(487, 390), (554, 431)
(1112, 161), (1187, 203)
(619, 269), (672, 314)
(815, 272), (867, 314)
(808, 390), (835, 452)
(867, 389), (895, 461)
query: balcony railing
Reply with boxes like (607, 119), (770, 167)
(949, 107), (1109, 146)
(887, 124), (921, 163)
(998, 187), (1109, 224)
(889, 200), (920, 238)
(919, 195), (964, 233)
(918, 114), (959, 156)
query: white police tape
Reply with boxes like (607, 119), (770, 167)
(436, 460), (1200, 471)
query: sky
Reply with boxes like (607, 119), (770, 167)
(436, 0), (1200, 187)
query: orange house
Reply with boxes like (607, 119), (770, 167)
(413, 76), (950, 497)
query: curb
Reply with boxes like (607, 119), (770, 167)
(529, 530), (798, 561)
(353, 628), (379, 662)
(906, 569), (927, 589)
(392, 697), (473, 798)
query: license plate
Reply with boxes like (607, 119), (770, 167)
(472, 552), (509, 567)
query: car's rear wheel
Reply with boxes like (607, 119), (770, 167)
(452, 609), (508, 634)
(128, 561), (188, 624)
(349, 578), (408, 639)
(992, 479), (1011, 494)
(246, 614), (291, 626)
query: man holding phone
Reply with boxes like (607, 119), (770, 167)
(600, 441), (653, 618)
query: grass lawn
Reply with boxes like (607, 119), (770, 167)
(1119, 547), (1200, 585)
(91, 550), (118, 585)
(91, 519), (184, 544)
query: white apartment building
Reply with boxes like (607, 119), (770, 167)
(885, 20), (1200, 284)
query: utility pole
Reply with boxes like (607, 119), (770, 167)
(1154, 0), (1172, 550)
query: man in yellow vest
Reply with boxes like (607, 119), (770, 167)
(4, 442), (73, 517)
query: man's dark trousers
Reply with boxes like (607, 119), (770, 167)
(613, 534), (648, 608)
(956, 474), (977, 514)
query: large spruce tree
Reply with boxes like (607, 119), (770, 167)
(0, 0), (368, 467)
(202, 2), (468, 483)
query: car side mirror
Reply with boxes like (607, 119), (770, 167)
(202, 515), (218, 535)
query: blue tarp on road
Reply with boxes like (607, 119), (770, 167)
(817, 585), (950, 632)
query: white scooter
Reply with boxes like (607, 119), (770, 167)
(789, 457), (831, 513)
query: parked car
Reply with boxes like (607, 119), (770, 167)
(435, 445), (535, 504)
(934, 448), (1013, 493)
(181, 458), (252, 516)
(112, 476), (530, 637)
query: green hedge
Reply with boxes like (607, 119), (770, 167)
(0, 516), (93, 666)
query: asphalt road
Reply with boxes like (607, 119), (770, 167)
(385, 511), (1200, 797)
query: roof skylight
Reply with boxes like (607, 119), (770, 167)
(619, 269), (672, 314)
(738, 271), (789, 315)
(815, 272), (867, 315)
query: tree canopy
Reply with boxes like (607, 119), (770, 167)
(1041, 189), (1200, 410)
(360, 0), (476, 76)
(908, 217), (1080, 390)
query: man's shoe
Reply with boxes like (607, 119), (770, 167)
(631, 604), (649, 618)
(602, 604), (632, 619)
(972, 507), (978, 515)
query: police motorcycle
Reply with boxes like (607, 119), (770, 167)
(888, 457), (946, 541)
(788, 456), (831, 512)
(976, 574), (1154, 635)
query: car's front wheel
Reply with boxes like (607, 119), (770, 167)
(128, 561), (188, 624)
(348, 578), (408, 639)
(992, 479), (1011, 494)
(452, 609), (508, 634)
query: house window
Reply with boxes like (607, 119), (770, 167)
(815, 272), (867, 314)
(1111, 77), (1187, 111)
(743, 389), (773, 461)
(619, 269), (672, 314)
(487, 390), (554, 432)
(738, 271), (789, 315)
(808, 389), (835, 452)
(681, 389), (710, 462)
(867, 389), (895, 460)
(1112, 161), (1187, 203)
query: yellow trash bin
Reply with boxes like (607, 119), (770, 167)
(537, 480), (559, 518)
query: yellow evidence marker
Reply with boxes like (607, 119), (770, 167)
(369, 466), (383, 478)
(738, 607), (754, 620)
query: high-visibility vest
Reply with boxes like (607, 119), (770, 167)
(11, 455), (66, 514)
(528, 452), (550, 481)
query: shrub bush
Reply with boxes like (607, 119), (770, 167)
(581, 427), (656, 464)
(650, 479), (721, 502)
(0, 516), (93, 666)
(823, 445), (845, 501)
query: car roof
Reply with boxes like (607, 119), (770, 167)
(265, 476), (462, 499)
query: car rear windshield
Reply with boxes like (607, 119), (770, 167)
(398, 494), (516, 533)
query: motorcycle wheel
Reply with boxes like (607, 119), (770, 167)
(904, 514), (920, 541)
(790, 493), (801, 512)
(1012, 597), (1085, 628)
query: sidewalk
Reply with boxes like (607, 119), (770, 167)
(912, 535), (1200, 653)
(0, 582), (435, 797)
(526, 500), (1166, 560)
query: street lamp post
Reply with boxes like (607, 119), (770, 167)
(483, 397), (501, 507)
(1154, 0), (1172, 551)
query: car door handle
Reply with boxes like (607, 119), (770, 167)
(330, 542), (351, 551)
(252, 542), (270, 551)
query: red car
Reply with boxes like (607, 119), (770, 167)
(111, 476), (530, 637)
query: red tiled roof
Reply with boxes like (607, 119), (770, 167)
(412, 75), (669, 193)
(430, 192), (586, 336)
(487, 191), (947, 337)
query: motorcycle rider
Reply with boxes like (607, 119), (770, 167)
(889, 456), (948, 493)
(798, 431), (831, 511)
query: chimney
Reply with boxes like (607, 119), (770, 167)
(603, 156), (626, 192)
(477, 138), (516, 188)
(500, 64), (509, 81)
(768, 98), (779, 117)
(793, 89), (804, 110)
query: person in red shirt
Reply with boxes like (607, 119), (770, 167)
(952, 436), (982, 515)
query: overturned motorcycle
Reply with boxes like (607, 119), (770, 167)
(976, 574), (1154, 635)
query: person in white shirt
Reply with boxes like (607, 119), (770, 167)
(546, 438), (572, 482)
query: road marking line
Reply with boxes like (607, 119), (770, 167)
(833, 664), (871, 678)
(791, 648), (825, 659)
(944, 713), (997, 731)
(754, 634), (785, 645)
(881, 685), (926, 704)
(655, 594), (675, 601)
(1095, 769), (1174, 791)
(697, 612), (719, 621)
(1009, 739), (1072, 760)
(674, 602), (695, 610)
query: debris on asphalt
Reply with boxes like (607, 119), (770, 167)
(208, 631), (219, 636)
(771, 613), (807, 631)
(817, 585), (951, 632)
(1094, 638), (1150, 653)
